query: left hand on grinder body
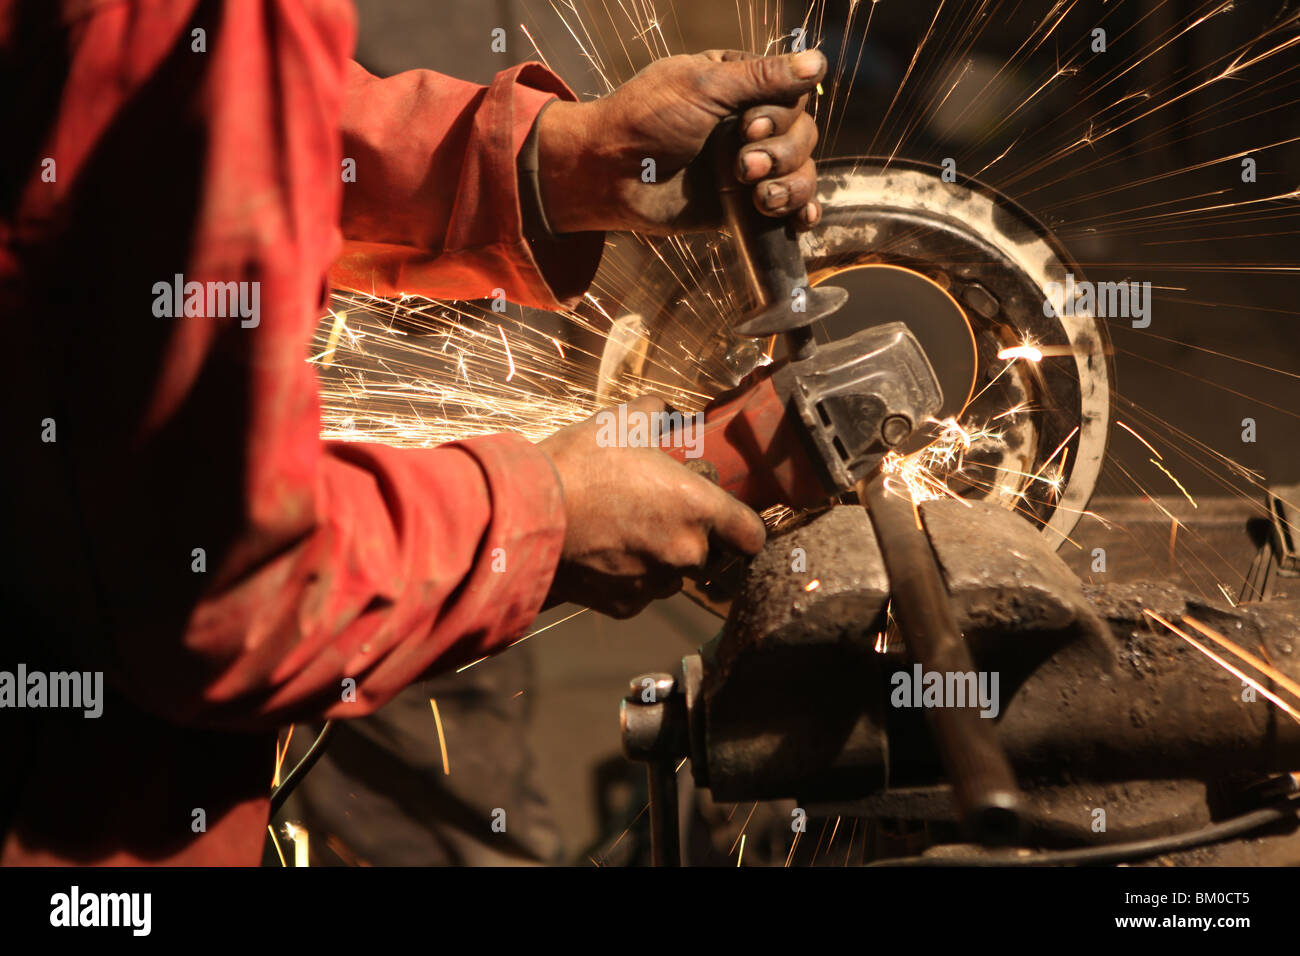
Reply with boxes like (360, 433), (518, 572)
(538, 395), (767, 618)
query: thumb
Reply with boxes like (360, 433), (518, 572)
(625, 393), (670, 415)
(700, 50), (826, 109)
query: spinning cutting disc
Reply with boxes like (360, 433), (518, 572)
(597, 158), (1113, 549)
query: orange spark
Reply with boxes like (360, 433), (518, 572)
(497, 324), (516, 382)
(1144, 611), (1300, 723)
(267, 825), (287, 868)
(997, 345), (1044, 363)
(1183, 615), (1300, 703)
(1116, 420), (1163, 460)
(272, 724), (295, 788)
(429, 698), (451, 775)
(1150, 457), (1198, 508)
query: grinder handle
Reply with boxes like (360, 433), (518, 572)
(710, 115), (815, 317)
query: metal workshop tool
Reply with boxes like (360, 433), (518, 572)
(656, 117), (943, 510)
(599, 158), (1113, 549)
(642, 500), (1300, 866)
(629, 115), (1027, 860)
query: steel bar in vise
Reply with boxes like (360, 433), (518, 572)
(859, 474), (1025, 844)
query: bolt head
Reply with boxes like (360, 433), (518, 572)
(627, 672), (675, 704)
(881, 414), (913, 446)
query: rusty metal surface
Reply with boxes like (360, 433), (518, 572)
(925, 499), (1109, 640)
(1060, 495), (1275, 600)
(714, 505), (890, 660)
(893, 583), (1300, 786)
(700, 506), (889, 800)
(922, 498), (1115, 699)
(694, 499), (1300, 807)
(817, 779), (1213, 844)
(997, 580), (1300, 780)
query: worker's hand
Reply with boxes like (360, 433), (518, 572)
(536, 49), (827, 236)
(537, 396), (767, 618)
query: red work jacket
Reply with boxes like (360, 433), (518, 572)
(0, 0), (602, 865)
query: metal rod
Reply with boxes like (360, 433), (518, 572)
(859, 474), (1025, 844)
(646, 761), (681, 866)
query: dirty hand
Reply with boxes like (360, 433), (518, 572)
(536, 49), (827, 235)
(537, 396), (767, 618)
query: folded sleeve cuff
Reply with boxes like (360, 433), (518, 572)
(441, 431), (567, 649)
(451, 62), (605, 310)
(331, 61), (604, 311)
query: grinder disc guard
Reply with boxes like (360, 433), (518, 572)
(597, 158), (1113, 550)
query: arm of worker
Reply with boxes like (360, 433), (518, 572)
(330, 48), (832, 304)
(330, 60), (605, 309)
(36, 9), (578, 731)
(76, 25), (821, 730)
(108, 45), (773, 730)
(188, 49), (828, 726)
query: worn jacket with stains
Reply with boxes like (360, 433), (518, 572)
(0, 0), (602, 865)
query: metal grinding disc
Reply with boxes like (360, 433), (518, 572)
(597, 158), (1113, 551)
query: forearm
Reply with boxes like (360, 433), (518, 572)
(165, 435), (565, 730)
(7, 0), (570, 732)
(331, 60), (604, 309)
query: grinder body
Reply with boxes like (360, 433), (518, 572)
(659, 321), (943, 512)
